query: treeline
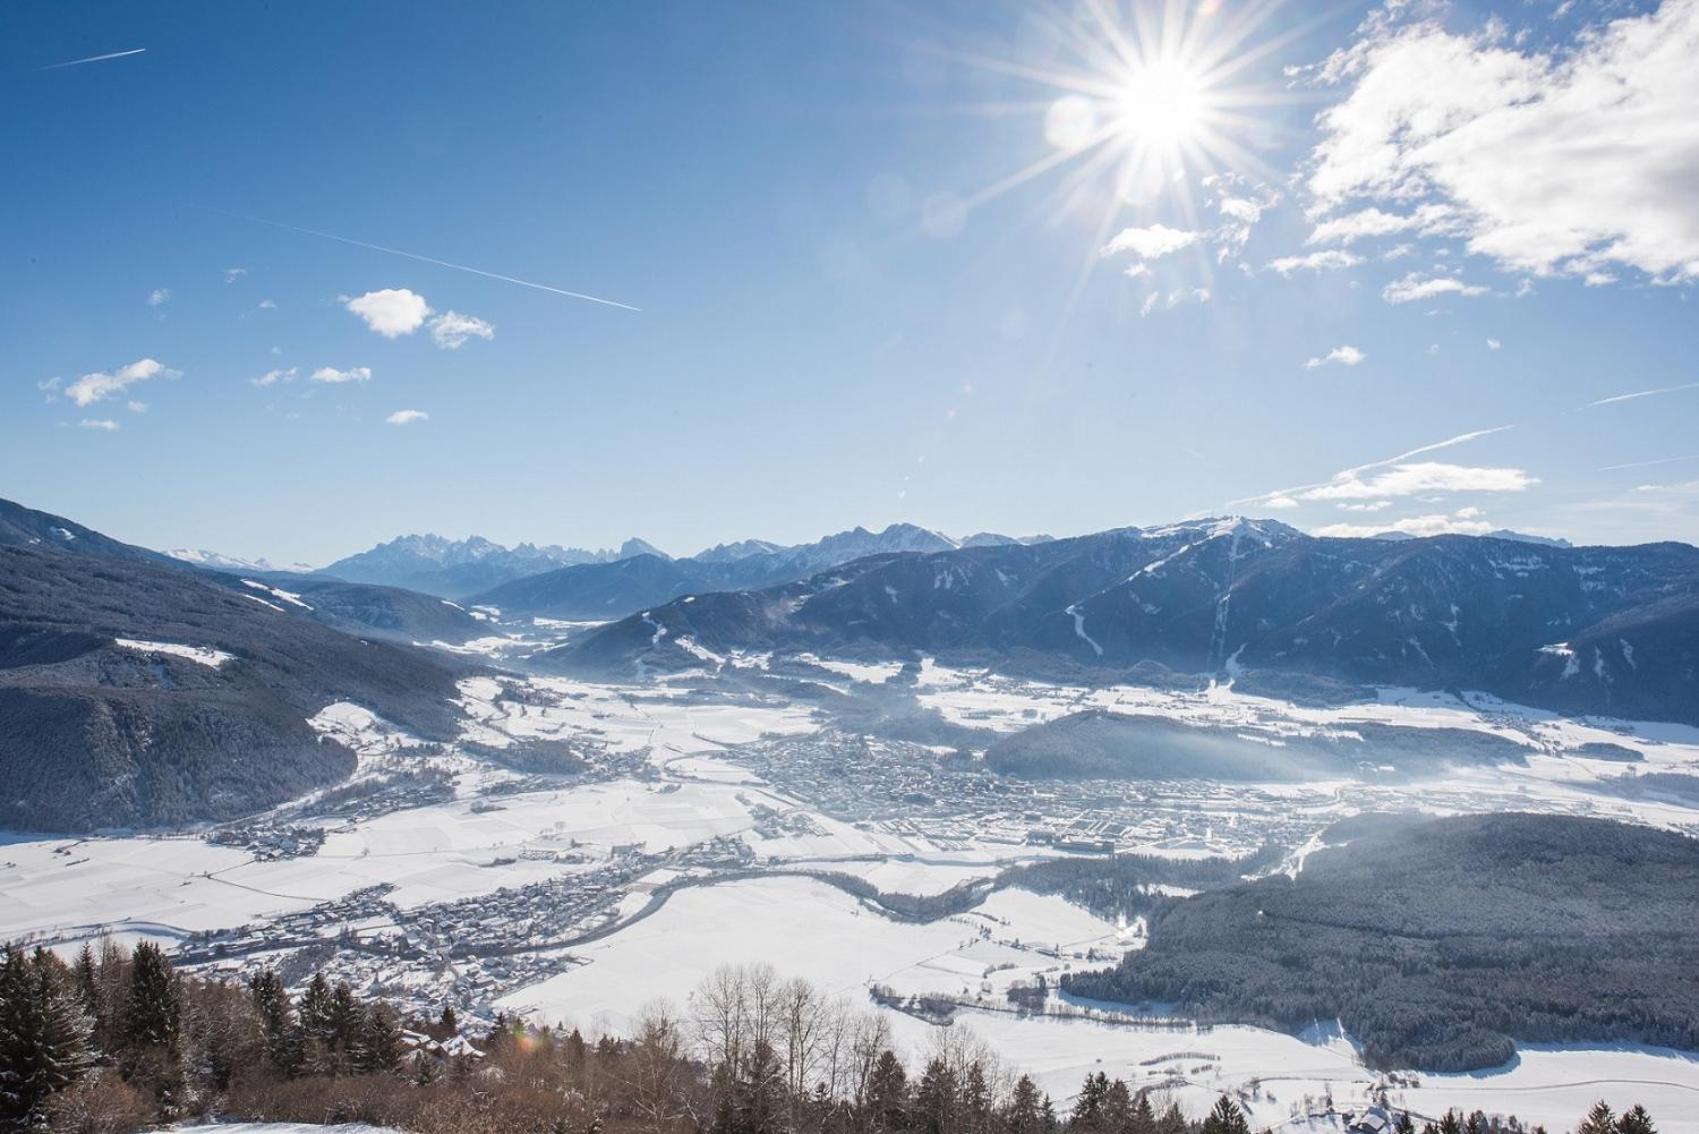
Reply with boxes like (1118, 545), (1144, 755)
(0, 943), (1670, 1134)
(1000, 846), (1284, 922)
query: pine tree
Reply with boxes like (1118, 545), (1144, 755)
(1128, 1091), (1157, 1134)
(248, 968), (299, 1076)
(1071, 1072), (1110, 1131)
(0, 947), (95, 1129)
(915, 1057), (959, 1134)
(868, 1049), (909, 1133)
(1104, 1078), (1133, 1134)
(1616, 1106), (1656, 1134)
(328, 981), (362, 1057)
(1201, 1096), (1251, 1134)
(1006, 1075), (1044, 1134)
(121, 942), (178, 1053)
(1578, 1102), (1616, 1134)
(356, 1001), (404, 1074)
(961, 1061), (991, 1134)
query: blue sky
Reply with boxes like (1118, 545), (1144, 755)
(3, 0), (1696, 564)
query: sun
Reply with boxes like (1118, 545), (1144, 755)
(946, 0), (1300, 214)
(1111, 58), (1210, 149)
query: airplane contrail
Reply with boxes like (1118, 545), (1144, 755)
(1586, 381), (1699, 408)
(1224, 424), (1515, 507)
(1599, 453), (1699, 472)
(35, 47), (146, 71)
(207, 209), (641, 312)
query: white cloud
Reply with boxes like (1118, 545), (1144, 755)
(1339, 500), (1392, 512)
(1306, 204), (1460, 247)
(224, 267), (247, 284)
(1314, 510), (1494, 538)
(80, 418), (119, 432)
(1265, 495), (1300, 509)
(386, 409), (429, 426)
(1486, 338), (1502, 350)
(147, 288), (171, 308)
(344, 288), (432, 338)
(1139, 293), (1161, 317)
(1267, 249), (1363, 275)
(310, 366), (372, 384)
(1382, 273), (1488, 304)
(1303, 460), (1537, 501)
(64, 358), (174, 407)
(251, 367), (298, 388)
(1218, 198), (1263, 225)
(429, 310), (494, 349)
(1305, 0), (1699, 283)
(1100, 224), (1201, 260)
(257, 299), (277, 310)
(1305, 345), (1367, 369)
(126, 400), (147, 414)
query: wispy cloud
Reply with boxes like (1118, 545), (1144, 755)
(1228, 424), (1517, 508)
(386, 409), (429, 426)
(1101, 224), (1201, 260)
(1303, 461), (1537, 501)
(1267, 250), (1362, 276)
(1304, 1), (1699, 284)
(224, 267), (247, 284)
(430, 311), (494, 349)
(1313, 510), (1493, 538)
(147, 288), (172, 308)
(33, 47), (146, 71)
(79, 418), (120, 432)
(64, 358), (175, 407)
(251, 367), (297, 388)
(1587, 381), (1699, 408)
(1382, 274), (1487, 304)
(1305, 345), (1366, 369)
(310, 366), (372, 384)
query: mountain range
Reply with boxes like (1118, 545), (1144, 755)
(549, 516), (1699, 724)
(466, 523), (1050, 620)
(314, 533), (669, 598)
(0, 499), (470, 831)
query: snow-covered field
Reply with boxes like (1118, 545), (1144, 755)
(495, 875), (1132, 1036)
(8, 657), (1699, 1130)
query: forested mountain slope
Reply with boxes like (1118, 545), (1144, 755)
(0, 542), (466, 831)
(1063, 813), (1699, 1071)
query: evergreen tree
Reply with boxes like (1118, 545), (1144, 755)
(328, 981), (362, 1057)
(0, 947), (95, 1129)
(121, 942), (178, 1053)
(1396, 1114), (1417, 1134)
(1201, 1096), (1251, 1134)
(961, 1061), (991, 1134)
(868, 1049), (909, 1133)
(1104, 1078), (1133, 1134)
(1006, 1075), (1044, 1134)
(356, 1001), (404, 1074)
(1578, 1103), (1616, 1134)
(1072, 1072), (1110, 1131)
(915, 1057), (959, 1134)
(248, 968), (300, 1076)
(1616, 1106), (1656, 1134)
(1128, 1091), (1157, 1134)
